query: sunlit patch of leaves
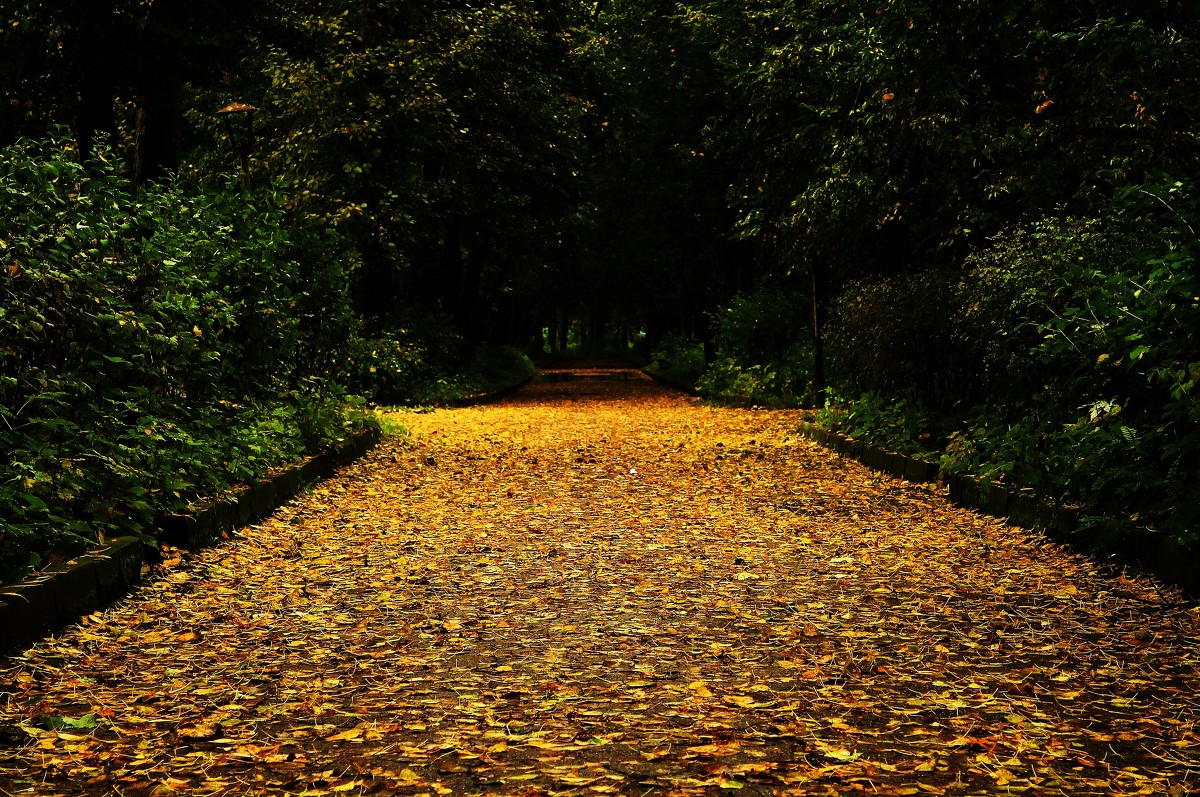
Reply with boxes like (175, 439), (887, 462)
(1, 371), (1197, 796)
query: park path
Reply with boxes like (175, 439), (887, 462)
(1, 368), (1198, 796)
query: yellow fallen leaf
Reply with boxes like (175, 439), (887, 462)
(686, 743), (722, 755)
(992, 769), (1017, 786)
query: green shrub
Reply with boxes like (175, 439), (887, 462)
(0, 134), (356, 583)
(826, 270), (965, 412)
(699, 358), (808, 408)
(712, 287), (809, 367)
(950, 216), (1142, 409)
(815, 391), (935, 456)
(347, 318), (535, 407)
(645, 334), (706, 391)
(345, 333), (439, 405)
(945, 182), (1199, 535)
(817, 179), (1199, 546)
(696, 286), (814, 407)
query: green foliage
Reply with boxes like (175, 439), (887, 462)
(644, 335), (706, 393)
(815, 392), (934, 458)
(0, 134), (356, 584)
(692, 0), (1200, 288)
(346, 320), (535, 408)
(944, 182), (1200, 533)
(698, 360), (801, 408)
(813, 175), (1199, 546)
(695, 287), (814, 407)
(240, 2), (596, 339)
(345, 334), (448, 407)
(711, 287), (807, 367)
(826, 271), (966, 412)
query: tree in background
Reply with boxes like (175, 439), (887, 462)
(228, 2), (597, 344)
(1, 0), (272, 186)
(678, 0), (1198, 399)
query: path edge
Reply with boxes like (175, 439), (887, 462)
(0, 428), (382, 658)
(796, 422), (1199, 599)
(445, 375), (534, 407)
(640, 368), (701, 396)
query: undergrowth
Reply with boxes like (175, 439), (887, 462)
(0, 135), (363, 584)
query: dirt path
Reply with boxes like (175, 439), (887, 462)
(2, 369), (1198, 796)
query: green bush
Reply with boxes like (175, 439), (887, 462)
(347, 316), (535, 407)
(826, 270), (966, 413)
(950, 216), (1143, 410)
(696, 287), (814, 407)
(0, 134), (357, 583)
(946, 184), (1200, 534)
(345, 334), (440, 405)
(699, 358), (808, 408)
(645, 334), (706, 392)
(815, 391), (935, 457)
(712, 287), (809, 367)
(815, 179), (1198, 547)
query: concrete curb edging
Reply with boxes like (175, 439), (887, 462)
(156, 427), (381, 550)
(1, 428), (382, 657)
(796, 423), (1199, 598)
(640, 368), (702, 396)
(0, 537), (143, 657)
(446, 375), (535, 408)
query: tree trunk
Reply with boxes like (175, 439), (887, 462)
(811, 263), (827, 400)
(70, 0), (118, 163)
(132, 71), (183, 188)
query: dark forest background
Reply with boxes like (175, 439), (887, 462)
(3, 1), (1198, 582)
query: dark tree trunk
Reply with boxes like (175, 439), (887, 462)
(456, 233), (490, 344)
(353, 242), (396, 328)
(70, 0), (119, 162)
(557, 311), (569, 352)
(132, 66), (183, 188)
(811, 263), (828, 399)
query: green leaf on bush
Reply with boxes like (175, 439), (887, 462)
(34, 713), (98, 731)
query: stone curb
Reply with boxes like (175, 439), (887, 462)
(0, 427), (382, 657)
(640, 368), (701, 396)
(445, 375), (535, 408)
(796, 423), (1199, 598)
(156, 427), (382, 550)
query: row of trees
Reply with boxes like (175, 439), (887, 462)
(657, 1), (1200, 547)
(6, 2), (1196, 344)
(3, 1), (1198, 573)
(1, 1), (796, 350)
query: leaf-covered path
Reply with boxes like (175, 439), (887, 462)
(2, 369), (1198, 796)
